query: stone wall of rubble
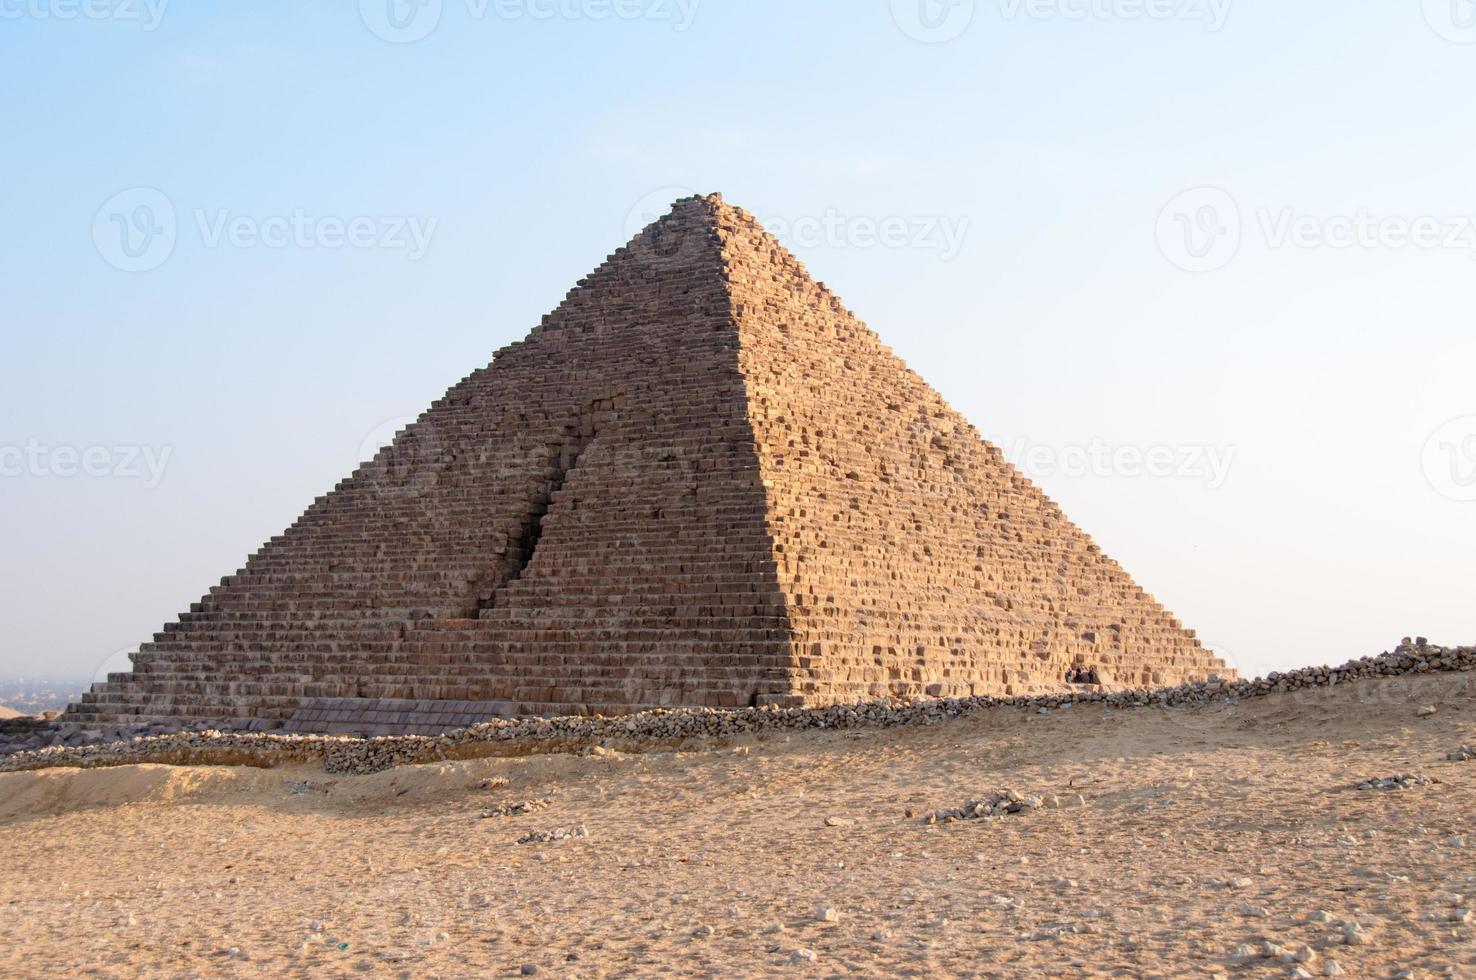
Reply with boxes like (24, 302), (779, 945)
(13, 640), (1466, 778)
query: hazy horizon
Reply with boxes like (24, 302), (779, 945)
(3, 1), (1474, 686)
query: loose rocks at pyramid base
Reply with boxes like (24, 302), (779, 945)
(5, 638), (1469, 776)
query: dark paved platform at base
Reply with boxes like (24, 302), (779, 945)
(281, 697), (518, 736)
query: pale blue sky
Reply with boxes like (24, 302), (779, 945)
(2, 1), (1474, 683)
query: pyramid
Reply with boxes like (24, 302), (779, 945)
(66, 195), (1228, 732)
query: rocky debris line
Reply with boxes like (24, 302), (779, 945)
(1445, 745), (1475, 762)
(2, 638), (1472, 776)
(1354, 774), (1432, 791)
(0, 715), (268, 759)
(480, 798), (552, 819)
(516, 825), (588, 845)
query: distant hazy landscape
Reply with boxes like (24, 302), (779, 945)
(0, 678), (88, 716)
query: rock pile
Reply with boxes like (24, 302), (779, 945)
(1354, 774), (1432, 791)
(1230, 940), (1318, 966)
(2, 638), (1472, 777)
(480, 799), (551, 819)
(285, 779), (331, 795)
(516, 825), (588, 845)
(925, 790), (1042, 824)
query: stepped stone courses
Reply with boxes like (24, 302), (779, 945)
(66, 194), (1227, 731)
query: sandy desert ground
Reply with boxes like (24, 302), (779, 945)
(2, 670), (1474, 978)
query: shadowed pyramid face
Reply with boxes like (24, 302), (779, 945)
(67, 194), (1228, 731)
